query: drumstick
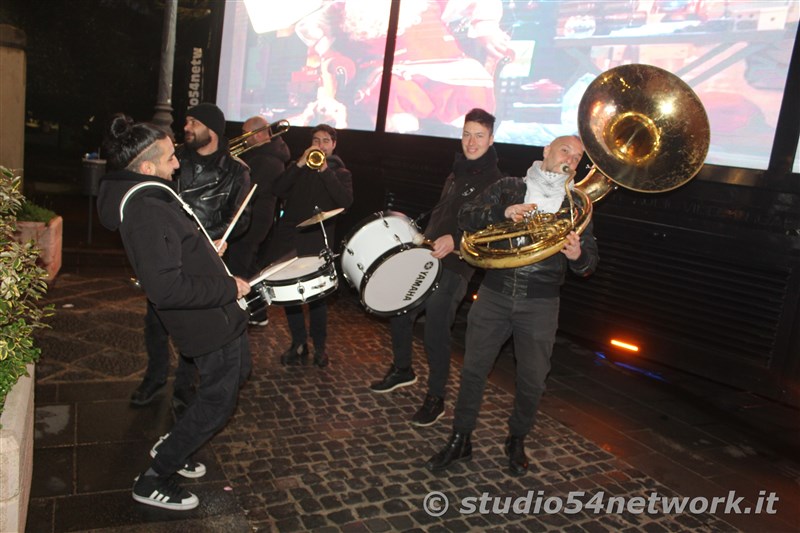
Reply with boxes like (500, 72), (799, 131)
(216, 184), (258, 252)
(249, 257), (299, 286)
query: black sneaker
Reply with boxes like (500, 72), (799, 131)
(411, 394), (445, 426)
(369, 365), (417, 393)
(129, 377), (166, 407)
(150, 433), (207, 479)
(248, 307), (268, 326)
(132, 474), (199, 511)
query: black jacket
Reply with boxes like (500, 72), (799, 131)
(426, 146), (504, 279)
(176, 145), (251, 241)
(458, 175), (599, 298)
(270, 154), (353, 257)
(241, 136), (291, 217)
(231, 137), (291, 246)
(97, 169), (248, 357)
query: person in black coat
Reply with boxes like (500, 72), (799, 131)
(426, 135), (599, 476)
(226, 116), (291, 326)
(265, 124), (353, 367)
(97, 114), (251, 511)
(369, 108), (504, 428)
(129, 103), (252, 414)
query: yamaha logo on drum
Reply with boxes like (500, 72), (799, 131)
(403, 261), (436, 301)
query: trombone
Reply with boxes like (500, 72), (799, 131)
(229, 119), (290, 157)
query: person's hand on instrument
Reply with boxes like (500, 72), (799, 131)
(561, 231), (582, 260)
(234, 277), (251, 299)
(214, 239), (228, 256)
(431, 234), (455, 259)
(504, 203), (538, 222)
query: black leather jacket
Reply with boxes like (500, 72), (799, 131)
(176, 145), (251, 240)
(458, 175), (599, 298)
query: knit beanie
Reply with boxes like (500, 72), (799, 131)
(186, 103), (226, 138)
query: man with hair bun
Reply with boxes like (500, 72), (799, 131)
(130, 103), (251, 418)
(97, 114), (252, 511)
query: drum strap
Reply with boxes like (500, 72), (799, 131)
(119, 181), (246, 309)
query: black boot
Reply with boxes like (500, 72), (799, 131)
(129, 377), (166, 406)
(313, 348), (329, 368)
(504, 434), (529, 475)
(425, 431), (472, 472)
(280, 343), (308, 365)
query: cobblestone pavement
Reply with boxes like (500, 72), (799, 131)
(28, 266), (799, 532)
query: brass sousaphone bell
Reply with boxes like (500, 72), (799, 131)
(460, 64), (711, 269)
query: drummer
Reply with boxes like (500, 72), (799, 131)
(369, 108), (504, 427)
(262, 124), (353, 367)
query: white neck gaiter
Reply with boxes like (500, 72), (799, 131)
(523, 160), (571, 214)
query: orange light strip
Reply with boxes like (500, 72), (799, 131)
(610, 339), (640, 352)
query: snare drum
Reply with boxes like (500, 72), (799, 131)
(247, 255), (338, 308)
(341, 212), (441, 316)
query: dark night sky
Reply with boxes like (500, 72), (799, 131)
(1, 0), (213, 155)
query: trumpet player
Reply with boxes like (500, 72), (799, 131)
(370, 108), (503, 427)
(265, 124), (353, 367)
(227, 116), (291, 327)
(426, 135), (599, 476)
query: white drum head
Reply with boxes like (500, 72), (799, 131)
(266, 256), (326, 281)
(362, 248), (440, 315)
(250, 257), (299, 286)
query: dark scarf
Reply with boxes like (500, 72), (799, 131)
(451, 145), (500, 177)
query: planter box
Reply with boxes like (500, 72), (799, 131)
(0, 364), (35, 533)
(14, 215), (63, 282)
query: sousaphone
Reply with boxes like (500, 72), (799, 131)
(460, 64), (711, 269)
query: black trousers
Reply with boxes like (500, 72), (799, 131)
(150, 332), (251, 476)
(143, 300), (194, 392)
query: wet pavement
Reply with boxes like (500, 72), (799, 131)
(24, 245), (800, 532)
(16, 179), (800, 533)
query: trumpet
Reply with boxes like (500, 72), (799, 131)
(306, 149), (326, 170)
(229, 119), (290, 157)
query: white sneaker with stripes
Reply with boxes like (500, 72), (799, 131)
(132, 474), (199, 511)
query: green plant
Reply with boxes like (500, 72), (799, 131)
(17, 200), (57, 224)
(0, 166), (52, 415)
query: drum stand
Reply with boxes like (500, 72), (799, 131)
(313, 206), (336, 263)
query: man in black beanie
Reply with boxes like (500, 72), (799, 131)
(130, 103), (252, 417)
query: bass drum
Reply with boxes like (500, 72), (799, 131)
(340, 211), (441, 316)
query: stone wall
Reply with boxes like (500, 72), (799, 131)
(0, 364), (35, 533)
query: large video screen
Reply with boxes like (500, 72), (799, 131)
(217, 0), (798, 171)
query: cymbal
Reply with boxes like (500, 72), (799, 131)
(296, 207), (344, 228)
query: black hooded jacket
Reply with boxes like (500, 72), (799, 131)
(238, 136), (291, 239)
(97, 169), (248, 357)
(270, 154), (353, 257)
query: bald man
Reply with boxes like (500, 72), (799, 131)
(426, 135), (599, 476)
(226, 116), (291, 325)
